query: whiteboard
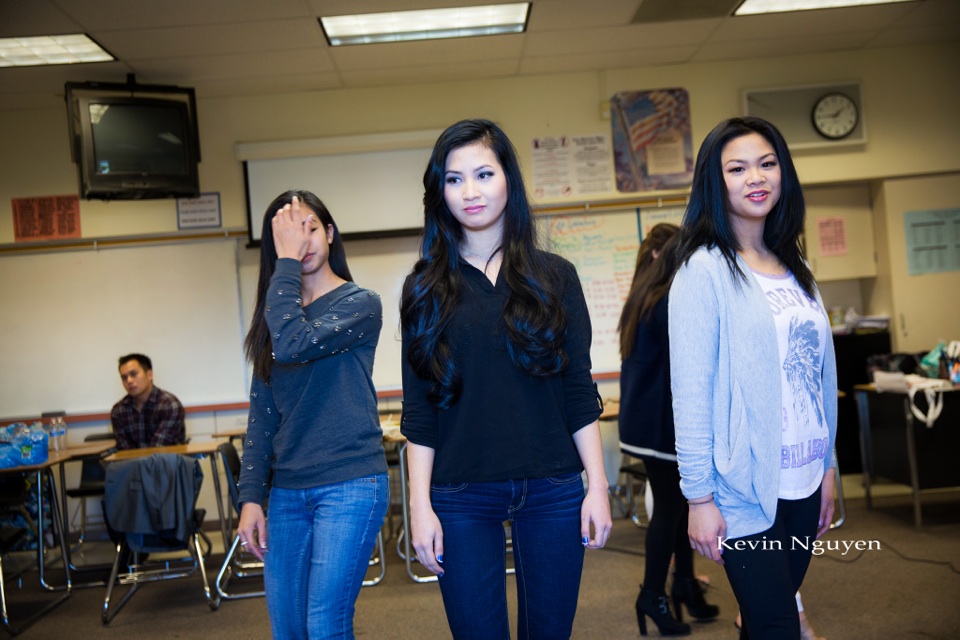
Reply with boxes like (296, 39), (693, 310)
(244, 147), (432, 240)
(543, 210), (642, 374)
(0, 239), (248, 417)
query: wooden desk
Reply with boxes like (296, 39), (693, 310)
(104, 440), (230, 550)
(599, 399), (619, 421)
(1, 452), (73, 635)
(211, 428), (245, 444)
(855, 383), (960, 527)
(64, 440), (116, 458)
(104, 440), (222, 462)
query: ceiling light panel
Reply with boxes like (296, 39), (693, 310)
(0, 34), (114, 67)
(321, 3), (531, 46)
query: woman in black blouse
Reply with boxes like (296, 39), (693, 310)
(400, 118), (611, 639)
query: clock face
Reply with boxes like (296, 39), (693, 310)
(812, 93), (859, 140)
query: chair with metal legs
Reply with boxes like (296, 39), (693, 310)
(64, 433), (116, 561)
(101, 453), (219, 623)
(215, 442), (264, 600)
(618, 457), (649, 528)
(362, 530), (386, 587)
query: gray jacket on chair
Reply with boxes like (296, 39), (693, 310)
(104, 453), (203, 548)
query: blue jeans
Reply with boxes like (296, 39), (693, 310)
(264, 474), (389, 640)
(430, 473), (586, 640)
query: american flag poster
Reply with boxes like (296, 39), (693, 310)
(610, 88), (693, 193)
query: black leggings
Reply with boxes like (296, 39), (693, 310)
(641, 458), (694, 594)
(723, 487), (821, 640)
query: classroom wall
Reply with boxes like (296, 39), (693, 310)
(2, 41), (958, 242)
(1, 40), (959, 406)
(864, 173), (960, 353)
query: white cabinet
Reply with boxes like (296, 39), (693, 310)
(804, 184), (876, 281)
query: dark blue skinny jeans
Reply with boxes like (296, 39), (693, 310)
(430, 473), (586, 640)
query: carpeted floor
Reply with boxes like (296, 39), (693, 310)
(4, 488), (959, 639)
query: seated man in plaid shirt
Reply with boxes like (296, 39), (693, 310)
(110, 353), (186, 450)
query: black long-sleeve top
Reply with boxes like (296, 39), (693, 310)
(400, 253), (602, 484)
(618, 296), (677, 462)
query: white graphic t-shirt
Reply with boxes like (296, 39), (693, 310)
(751, 269), (829, 500)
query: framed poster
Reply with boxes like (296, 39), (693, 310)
(610, 88), (693, 193)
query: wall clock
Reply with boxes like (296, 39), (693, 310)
(811, 92), (859, 140)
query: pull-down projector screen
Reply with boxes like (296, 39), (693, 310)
(238, 130), (440, 242)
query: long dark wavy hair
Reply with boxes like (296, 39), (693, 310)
(244, 189), (352, 382)
(618, 224), (679, 359)
(676, 116), (815, 298)
(400, 118), (567, 408)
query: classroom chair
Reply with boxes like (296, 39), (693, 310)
(64, 433), (116, 557)
(215, 442), (265, 600)
(101, 453), (219, 623)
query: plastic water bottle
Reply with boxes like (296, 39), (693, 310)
(48, 416), (67, 453)
(29, 423), (48, 461)
(57, 417), (68, 451)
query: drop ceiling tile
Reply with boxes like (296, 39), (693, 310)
(0, 1), (83, 37)
(93, 19), (325, 59)
(51, 0), (312, 30)
(894, 0), (960, 27)
(128, 50), (336, 82)
(526, 0), (639, 30)
(520, 46), (697, 75)
(711, 4), (917, 42)
(339, 59), (518, 87)
(865, 24), (960, 48)
(194, 73), (343, 98)
(308, 0), (464, 17)
(693, 32), (874, 62)
(525, 20), (720, 57)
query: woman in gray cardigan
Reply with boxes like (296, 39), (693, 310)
(669, 117), (837, 640)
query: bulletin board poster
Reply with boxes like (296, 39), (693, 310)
(818, 217), (848, 257)
(904, 208), (960, 275)
(610, 88), (694, 193)
(11, 195), (81, 242)
(530, 134), (614, 199)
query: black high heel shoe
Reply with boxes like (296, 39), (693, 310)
(636, 585), (692, 636)
(671, 577), (720, 622)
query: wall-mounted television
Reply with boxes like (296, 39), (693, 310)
(66, 80), (201, 200)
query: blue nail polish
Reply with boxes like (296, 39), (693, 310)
(438, 572), (444, 578)
(437, 554), (443, 563)
(582, 537), (589, 545)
